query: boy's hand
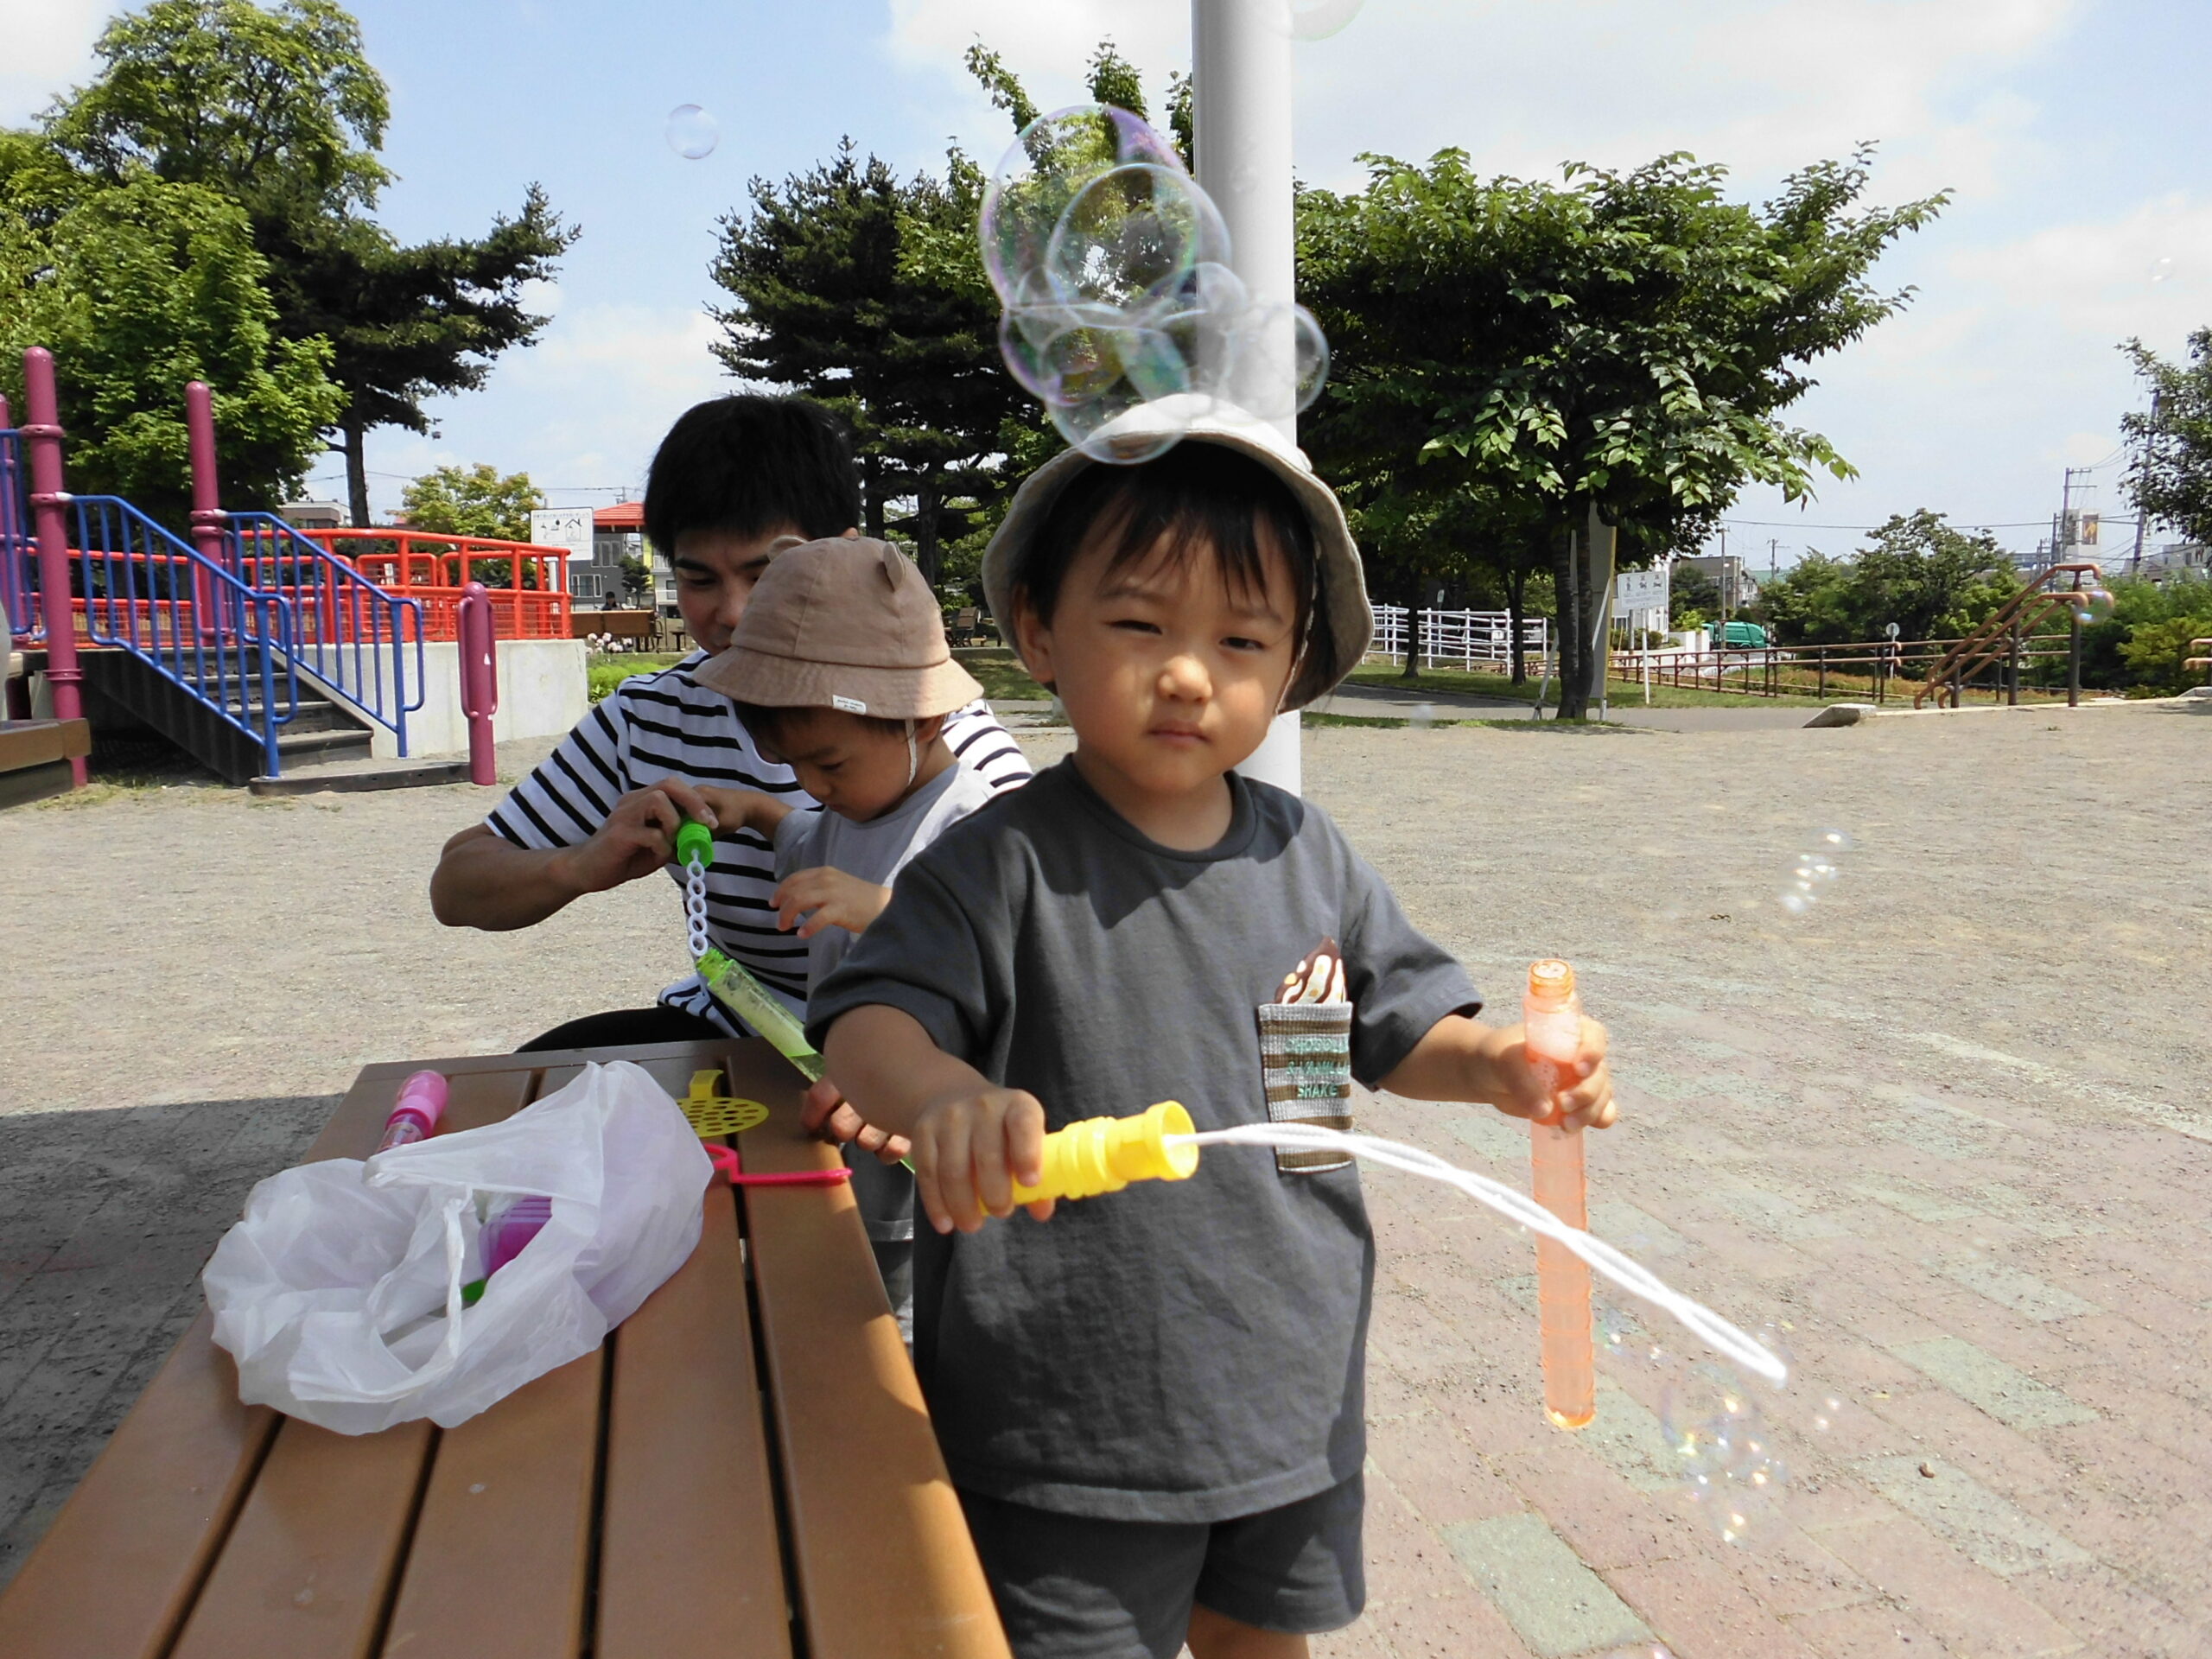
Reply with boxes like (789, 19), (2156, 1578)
(774, 868), (893, 939)
(552, 775), (716, 895)
(694, 785), (791, 842)
(798, 1076), (912, 1166)
(1484, 1017), (1616, 1129)
(911, 1086), (1056, 1234)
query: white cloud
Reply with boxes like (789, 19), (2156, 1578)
(0, 0), (105, 126)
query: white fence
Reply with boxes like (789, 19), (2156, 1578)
(1370, 606), (1550, 671)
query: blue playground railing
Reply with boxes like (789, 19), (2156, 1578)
(1, 427), (34, 642)
(224, 512), (426, 757)
(71, 495), (298, 779)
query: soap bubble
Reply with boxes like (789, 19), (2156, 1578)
(2151, 257), (2175, 284)
(1597, 1301), (1667, 1370)
(1408, 702), (1434, 730)
(1662, 1362), (1789, 1547)
(664, 105), (718, 161)
(2071, 587), (2114, 626)
(1777, 833), (1849, 918)
(980, 105), (1332, 463)
(1238, 0), (1369, 38)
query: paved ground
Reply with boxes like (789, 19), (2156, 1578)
(3, 704), (2210, 1656)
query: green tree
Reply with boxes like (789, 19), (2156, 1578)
(41, 0), (574, 525)
(1300, 147), (1947, 715)
(0, 172), (340, 520)
(1669, 563), (1720, 628)
(1750, 512), (2018, 644)
(400, 462), (542, 541)
(2120, 329), (2212, 543)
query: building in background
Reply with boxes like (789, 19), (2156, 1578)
(1677, 554), (1758, 612)
(276, 500), (346, 532)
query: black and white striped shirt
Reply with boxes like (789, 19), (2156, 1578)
(485, 652), (1032, 1032)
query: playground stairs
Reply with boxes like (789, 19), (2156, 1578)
(76, 644), (372, 785)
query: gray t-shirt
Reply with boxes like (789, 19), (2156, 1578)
(810, 760), (1480, 1522)
(776, 760), (998, 1248)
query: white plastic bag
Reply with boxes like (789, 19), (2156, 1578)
(204, 1060), (710, 1434)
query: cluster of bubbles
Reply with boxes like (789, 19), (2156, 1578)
(1661, 1361), (1792, 1547)
(980, 105), (1330, 463)
(666, 104), (719, 161)
(1777, 827), (1852, 918)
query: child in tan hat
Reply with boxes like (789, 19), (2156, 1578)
(687, 534), (1000, 1329)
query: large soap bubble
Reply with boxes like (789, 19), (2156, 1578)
(665, 105), (718, 161)
(981, 105), (1331, 463)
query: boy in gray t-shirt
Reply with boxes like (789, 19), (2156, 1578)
(812, 404), (1618, 1659)
(688, 534), (1004, 1326)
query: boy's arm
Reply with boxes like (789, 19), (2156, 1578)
(1379, 1012), (1617, 1130)
(822, 1004), (1052, 1232)
(695, 785), (796, 842)
(429, 775), (719, 931)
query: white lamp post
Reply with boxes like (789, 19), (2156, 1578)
(1194, 0), (1306, 795)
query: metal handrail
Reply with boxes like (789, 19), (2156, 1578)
(69, 495), (297, 778)
(225, 512), (427, 758)
(300, 526), (573, 642)
(1915, 563), (2105, 709)
(0, 428), (33, 642)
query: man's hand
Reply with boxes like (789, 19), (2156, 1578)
(774, 868), (893, 939)
(798, 1076), (911, 1166)
(1480, 1017), (1616, 1129)
(910, 1086), (1056, 1235)
(554, 775), (718, 896)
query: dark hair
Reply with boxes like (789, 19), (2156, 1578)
(729, 700), (917, 753)
(1014, 444), (1338, 701)
(643, 395), (860, 553)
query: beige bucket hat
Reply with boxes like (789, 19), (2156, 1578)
(981, 395), (1373, 710)
(693, 537), (982, 719)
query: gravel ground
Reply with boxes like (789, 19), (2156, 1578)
(4, 702), (2209, 1646)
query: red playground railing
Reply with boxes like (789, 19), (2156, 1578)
(294, 529), (572, 641)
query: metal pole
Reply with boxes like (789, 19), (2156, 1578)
(1584, 501), (1614, 718)
(458, 579), (499, 785)
(2008, 621), (2020, 707)
(2068, 613), (2082, 709)
(1196, 0), (1302, 792)
(185, 381), (229, 643)
(23, 348), (86, 785)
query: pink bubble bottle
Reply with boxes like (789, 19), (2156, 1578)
(1526, 960), (1594, 1431)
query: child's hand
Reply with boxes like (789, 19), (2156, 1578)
(1486, 1017), (1616, 1130)
(774, 868), (893, 938)
(910, 1086), (1055, 1234)
(798, 1076), (912, 1166)
(693, 785), (789, 842)
(555, 776), (716, 894)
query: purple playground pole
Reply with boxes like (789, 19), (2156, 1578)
(185, 381), (228, 637)
(457, 578), (499, 785)
(23, 348), (86, 786)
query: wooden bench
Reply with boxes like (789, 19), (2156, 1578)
(0, 1038), (1009, 1659)
(569, 609), (658, 649)
(0, 718), (91, 809)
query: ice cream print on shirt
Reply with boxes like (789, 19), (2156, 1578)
(1257, 938), (1356, 1173)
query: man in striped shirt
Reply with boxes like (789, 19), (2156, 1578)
(429, 395), (1029, 1048)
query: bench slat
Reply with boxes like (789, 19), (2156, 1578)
(166, 1422), (433, 1659)
(157, 1066), (540, 1659)
(375, 1350), (604, 1659)
(594, 1048), (791, 1658)
(734, 1049), (1012, 1659)
(0, 1061), (438, 1658)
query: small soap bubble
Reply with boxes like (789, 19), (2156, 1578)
(1818, 828), (1853, 850)
(1597, 1302), (1667, 1370)
(2071, 587), (2114, 626)
(1662, 1362), (1789, 1548)
(1408, 702), (1434, 729)
(2150, 257), (2174, 284)
(664, 104), (718, 161)
(1239, 0), (1369, 39)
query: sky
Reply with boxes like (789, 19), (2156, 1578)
(6, 0), (2210, 568)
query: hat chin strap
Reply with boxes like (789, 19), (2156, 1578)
(905, 719), (918, 790)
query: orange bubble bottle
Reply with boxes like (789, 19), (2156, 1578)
(1526, 959), (1595, 1430)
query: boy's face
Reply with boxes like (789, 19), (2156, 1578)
(674, 524), (856, 652)
(756, 709), (933, 823)
(1017, 525), (1300, 806)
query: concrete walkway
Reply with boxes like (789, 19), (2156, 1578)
(3, 709), (2208, 1656)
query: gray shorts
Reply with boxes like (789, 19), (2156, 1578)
(958, 1473), (1365, 1659)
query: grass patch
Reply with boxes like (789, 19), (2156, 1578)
(588, 652), (686, 702)
(1349, 662), (1840, 709)
(954, 647), (1049, 702)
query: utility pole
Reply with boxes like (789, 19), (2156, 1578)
(2129, 390), (2160, 575)
(1195, 0), (1300, 791)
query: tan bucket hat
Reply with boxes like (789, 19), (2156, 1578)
(693, 537), (982, 718)
(981, 395), (1372, 710)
